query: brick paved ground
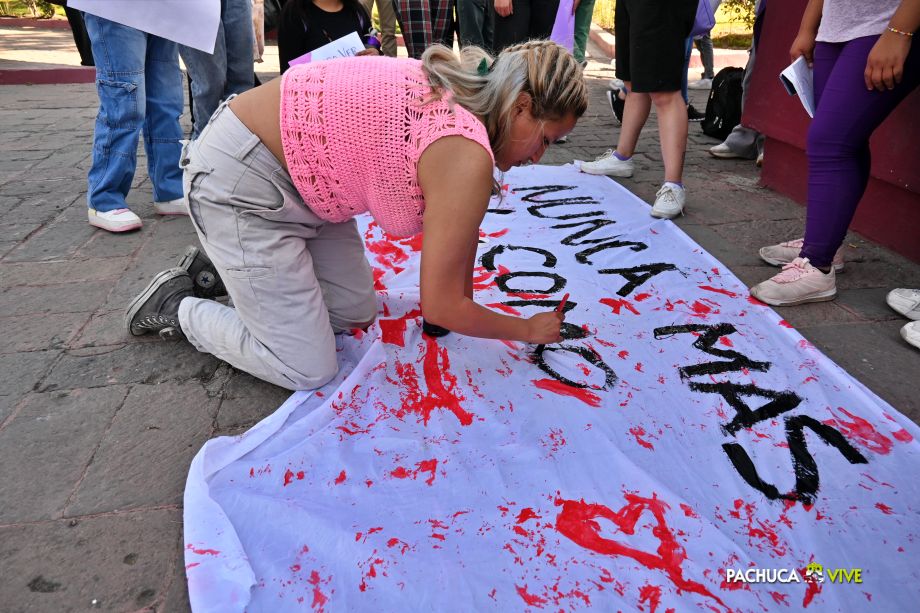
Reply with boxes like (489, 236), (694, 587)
(1, 27), (918, 613)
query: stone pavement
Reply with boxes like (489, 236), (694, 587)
(1, 22), (919, 613)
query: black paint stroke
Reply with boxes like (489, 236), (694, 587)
(598, 263), (678, 297)
(480, 245), (558, 271)
(534, 344), (619, 390)
(723, 415), (868, 505)
(552, 218), (619, 246)
(496, 271), (566, 295)
(576, 240), (649, 265)
(514, 184), (605, 220)
(653, 323), (771, 380)
(688, 381), (801, 435)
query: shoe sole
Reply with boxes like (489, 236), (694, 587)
(758, 249), (846, 273)
(89, 218), (142, 233)
(125, 267), (188, 337)
(650, 208), (684, 220)
(708, 149), (748, 160)
(581, 166), (633, 178)
(750, 287), (837, 307)
(177, 245), (199, 271)
(902, 325), (920, 349)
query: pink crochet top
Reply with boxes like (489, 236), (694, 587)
(280, 57), (495, 237)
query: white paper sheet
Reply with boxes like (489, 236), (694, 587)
(70, 0), (221, 53)
(184, 165), (920, 611)
(780, 56), (816, 118)
(288, 31), (365, 66)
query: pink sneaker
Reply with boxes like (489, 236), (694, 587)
(759, 238), (845, 272)
(749, 257), (837, 306)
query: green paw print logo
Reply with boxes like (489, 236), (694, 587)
(805, 562), (825, 583)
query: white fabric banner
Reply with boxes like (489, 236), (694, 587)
(184, 165), (920, 612)
(70, 0), (221, 53)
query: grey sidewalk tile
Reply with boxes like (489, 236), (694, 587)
(39, 342), (220, 392)
(70, 309), (156, 349)
(798, 321), (920, 420)
(0, 350), (61, 422)
(0, 256), (131, 288)
(217, 369), (292, 434)
(3, 216), (97, 262)
(0, 280), (111, 316)
(0, 221), (43, 243)
(0, 386), (128, 523)
(0, 508), (180, 612)
(160, 537), (193, 613)
(0, 312), (91, 352)
(65, 382), (217, 516)
(836, 287), (909, 322)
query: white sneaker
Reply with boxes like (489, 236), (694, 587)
(901, 321), (920, 349)
(749, 257), (836, 306)
(886, 288), (920, 321)
(153, 197), (189, 216)
(759, 238), (845, 272)
(688, 78), (713, 90)
(650, 183), (685, 219)
(88, 208), (142, 232)
(581, 150), (634, 177)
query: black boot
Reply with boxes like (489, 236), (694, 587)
(125, 268), (194, 340)
(177, 245), (227, 299)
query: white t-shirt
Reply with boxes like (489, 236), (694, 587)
(817, 0), (901, 43)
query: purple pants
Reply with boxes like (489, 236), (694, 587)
(800, 36), (920, 268)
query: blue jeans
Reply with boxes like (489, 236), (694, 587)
(180, 0), (254, 138)
(84, 14), (184, 212)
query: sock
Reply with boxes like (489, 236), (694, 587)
(613, 151), (631, 161)
(663, 181), (684, 190)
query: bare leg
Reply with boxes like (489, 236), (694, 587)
(650, 90), (688, 184)
(615, 82), (651, 158)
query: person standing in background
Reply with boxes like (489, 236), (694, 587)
(180, 0), (255, 138)
(580, 0), (697, 219)
(493, 0), (559, 51)
(395, 0), (456, 59)
(572, 0), (597, 67)
(458, 0), (494, 52)
(750, 0), (919, 306)
(83, 13), (185, 232)
(361, 0), (398, 56)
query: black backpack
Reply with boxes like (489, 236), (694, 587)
(701, 67), (745, 141)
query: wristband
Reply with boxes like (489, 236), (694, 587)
(887, 26), (914, 37)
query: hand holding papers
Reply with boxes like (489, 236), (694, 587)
(780, 56), (816, 118)
(288, 31), (365, 67)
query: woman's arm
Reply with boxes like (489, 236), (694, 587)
(417, 136), (563, 344)
(865, 0), (919, 91)
(790, 0), (823, 65)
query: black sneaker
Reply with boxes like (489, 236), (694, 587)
(607, 88), (626, 124)
(177, 245), (226, 299)
(688, 104), (706, 122)
(125, 268), (193, 339)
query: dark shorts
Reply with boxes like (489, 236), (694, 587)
(615, 0), (697, 93)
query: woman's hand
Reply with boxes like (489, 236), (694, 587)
(525, 311), (564, 344)
(356, 47), (382, 57)
(789, 31), (817, 66)
(865, 31), (912, 91)
(495, 0), (513, 18)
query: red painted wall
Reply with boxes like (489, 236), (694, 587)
(743, 0), (920, 263)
